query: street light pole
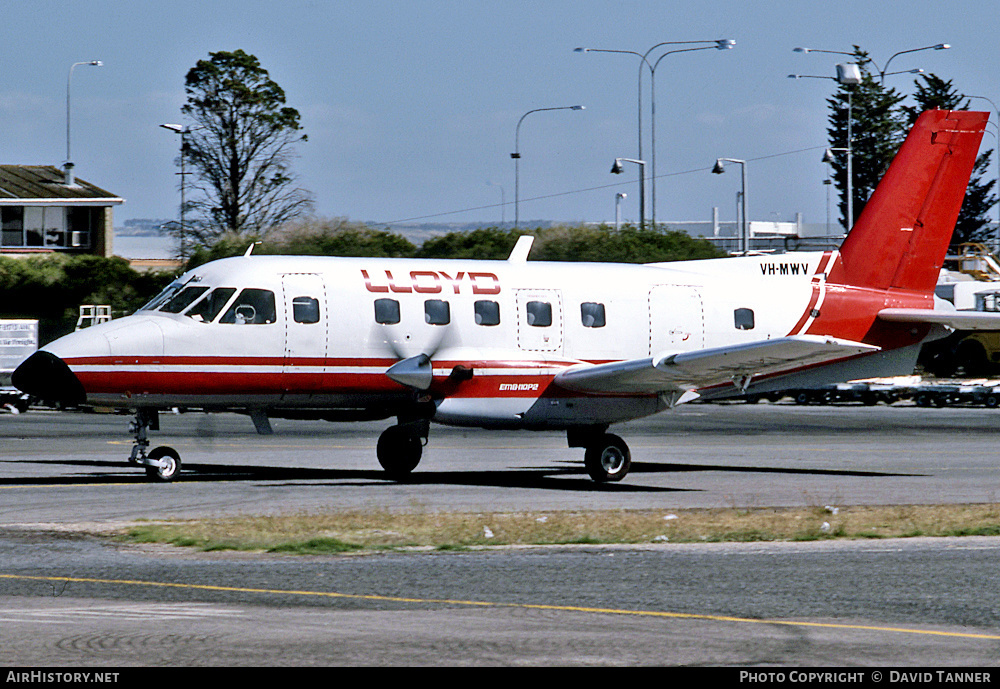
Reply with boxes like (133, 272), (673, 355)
(160, 124), (188, 261)
(511, 105), (585, 229)
(788, 64), (861, 230)
(711, 158), (747, 253)
(575, 40), (733, 230)
(615, 192), (627, 231)
(967, 96), (1000, 250)
(648, 40), (734, 228)
(66, 60), (102, 185)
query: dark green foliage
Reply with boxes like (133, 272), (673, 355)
(416, 227), (528, 260)
(0, 255), (174, 344)
(529, 225), (722, 263)
(190, 221), (725, 266)
(416, 225), (722, 263)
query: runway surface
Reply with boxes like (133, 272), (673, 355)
(2, 402), (1000, 666)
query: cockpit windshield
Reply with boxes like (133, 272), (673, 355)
(160, 286), (209, 313)
(139, 274), (199, 311)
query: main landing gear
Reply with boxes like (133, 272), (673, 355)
(570, 427), (632, 482)
(374, 422), (633, 483)
(128, 409), (181, 482)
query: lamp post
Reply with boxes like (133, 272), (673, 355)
(711, 158), (747, 253)
(66, 60), (102, 185)
(788, 63), (861, 230)
(160, 123), (188, 261)
(793, 44), (948, 84)
(615, 192), (627, 231)
(648, 40), (734, 229)
(611, 158), (646, 230)
(967, 96), (1000, 249)
(575, 40), (734, 229)
(486, 181), (506, 226)
(511, 105), (584, 229)
(823, 147), (848, 236)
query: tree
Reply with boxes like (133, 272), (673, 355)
(904, 74), (998, 246)
(826, 47), (907, 229)
(180, 49), (313, 245)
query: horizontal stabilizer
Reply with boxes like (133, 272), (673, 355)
(878, 308), (1000, 331)
(554, 335), (879, 395)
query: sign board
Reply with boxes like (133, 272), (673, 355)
(0, 320), (38, 376)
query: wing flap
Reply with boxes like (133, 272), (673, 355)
(879, 308), (1000, 331)
(554, 335), (879, 395)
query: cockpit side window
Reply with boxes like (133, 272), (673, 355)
(160, 286), (209, 314)
(186, 287), (237, 322)
(219, 289), (277, 324)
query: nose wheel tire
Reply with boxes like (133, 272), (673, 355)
(144, 446), (181, 482)
(584, 433), (631, 482)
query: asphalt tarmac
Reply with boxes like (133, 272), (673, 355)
(2, 402), (1000, 666)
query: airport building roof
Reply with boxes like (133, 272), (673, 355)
(0, 165), (122, 204)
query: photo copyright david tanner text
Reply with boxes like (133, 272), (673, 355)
(739, 671), (992, 684)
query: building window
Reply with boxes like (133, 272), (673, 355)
(424, 299), (450, 325)
(0, 206), (96, 249)
(734, 308), (755, 330)
(374, 298), (400, 325)
(526, 301), (552, 327)
(475, 300), (501, 326)
(580, 302), (606, 328)
(1, 207), (23, 246)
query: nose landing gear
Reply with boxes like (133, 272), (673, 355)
(128, 409), (182, 482)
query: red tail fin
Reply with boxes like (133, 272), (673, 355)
(835, 109), (988, 293)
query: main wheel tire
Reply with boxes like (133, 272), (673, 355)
(377, 426), (423, 480)
(144, 446), (181, 482)
(584, 433), (631, 483)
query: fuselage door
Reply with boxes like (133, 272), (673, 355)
(648, 285), (704, 355)
(281, 273), (328, 394)
(515, 288), (563, 353)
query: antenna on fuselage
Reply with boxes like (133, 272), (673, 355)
(243, 242), (261, 257)
(508, 235), (534, 263)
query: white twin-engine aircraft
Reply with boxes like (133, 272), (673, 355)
(13, 110), (996, 483)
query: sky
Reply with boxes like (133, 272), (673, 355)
(2, 0), (998, 233)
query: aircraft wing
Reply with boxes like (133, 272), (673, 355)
(878, 308), (1000, 331)
(553, 335), (879, 396)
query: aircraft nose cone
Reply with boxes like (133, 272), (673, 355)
(11, 351), (87, 404)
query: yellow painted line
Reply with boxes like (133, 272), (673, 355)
(2, 573), (998, 640)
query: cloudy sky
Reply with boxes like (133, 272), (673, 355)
(2, 0), (997, 231)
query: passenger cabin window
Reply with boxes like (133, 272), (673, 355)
(475, 300), (500, 326)
(734, 308), (755, 330)
(526, 301), (552, 327)
(219, 289), (276, 324)
(160, 286), (209, 314)
(186, 287), (236, 322)
(374, 298), (400, 325)
(580, 302), (606, 328)
(424, 299), (450, 325)
(292, 296), (320, 324)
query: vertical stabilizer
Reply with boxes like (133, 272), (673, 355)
(835, 109), (988, 293)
